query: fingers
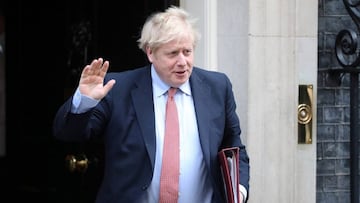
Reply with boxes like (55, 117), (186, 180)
(91, 58), (109, 73)
(82, 58), (109, 76)
(99, 60), (110, 77)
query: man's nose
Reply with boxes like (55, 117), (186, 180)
(177, 53), (186, 65)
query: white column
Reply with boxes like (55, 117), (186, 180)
(294, 0), (318, 202)
(248, 0), (297, 201)
(247, 0), (317, 202)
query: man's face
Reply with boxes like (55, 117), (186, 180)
(146, 38), (194, 88)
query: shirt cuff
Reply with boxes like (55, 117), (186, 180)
(72, 87), (100, 113)
(239, 184), (247, 202)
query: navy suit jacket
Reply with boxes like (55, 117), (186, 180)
(53, 65), (250, 203)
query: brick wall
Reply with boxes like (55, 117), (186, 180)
(317, 0), (359, 202)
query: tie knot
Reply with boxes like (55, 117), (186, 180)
(168, 87), (177, 98)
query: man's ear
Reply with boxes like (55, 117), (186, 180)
(146, 46), (153, 63)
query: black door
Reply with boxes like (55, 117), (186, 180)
(1, 0), (178, 202)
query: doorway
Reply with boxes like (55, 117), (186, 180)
(2, 0), (178, 202)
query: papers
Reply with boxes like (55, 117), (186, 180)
(218, 147), (239, 203)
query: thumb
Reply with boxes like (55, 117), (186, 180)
(103, 79), (116, 94)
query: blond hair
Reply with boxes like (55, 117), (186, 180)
(137, 6), (201, 52)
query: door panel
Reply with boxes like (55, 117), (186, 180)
(3, 0), (177, 202)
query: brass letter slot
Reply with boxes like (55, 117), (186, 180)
(298, 84), (313, 144)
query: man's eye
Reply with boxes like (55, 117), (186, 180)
(167, 51), (178, 56)
(184, 50), (192, 55)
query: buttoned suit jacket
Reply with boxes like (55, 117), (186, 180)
(53, 65), (250, 203)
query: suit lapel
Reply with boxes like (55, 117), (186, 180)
(190, 69), (213, 168)
(131, 67), (157, 169)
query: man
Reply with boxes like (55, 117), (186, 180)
(53, 6), (250, 203)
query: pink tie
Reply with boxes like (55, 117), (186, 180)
(159, 87), (180, 203)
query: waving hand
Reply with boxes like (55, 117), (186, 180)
(78, 58), (116, 100)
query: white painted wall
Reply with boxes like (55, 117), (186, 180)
(180, 0), (317, 202)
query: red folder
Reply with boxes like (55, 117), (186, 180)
(218, 147), (240, 203)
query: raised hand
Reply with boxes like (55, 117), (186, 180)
(78, 58), (116, 100)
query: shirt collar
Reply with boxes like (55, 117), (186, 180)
(151, 65), (192, 97)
